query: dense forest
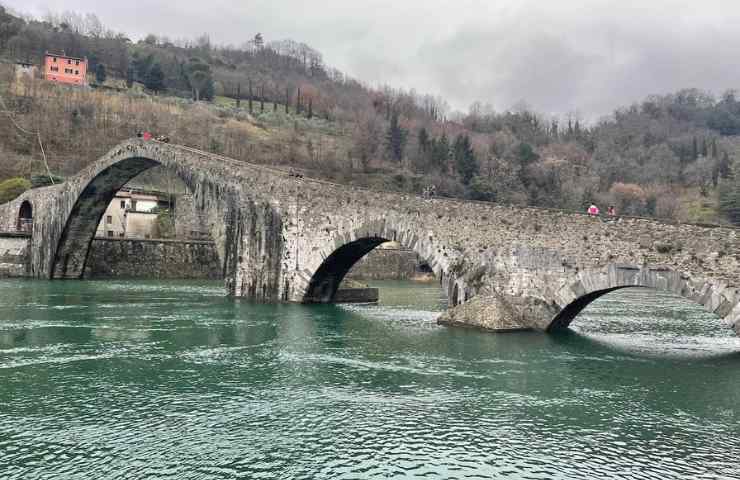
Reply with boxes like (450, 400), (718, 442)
(0, 5), (739, 225)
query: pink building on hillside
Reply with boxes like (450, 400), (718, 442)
(44, 52), (87, 86)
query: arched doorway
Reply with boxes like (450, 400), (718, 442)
(17, 201), (32, 233)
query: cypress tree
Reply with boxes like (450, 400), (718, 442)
(95, 63), (107, 84)
(454, 135), (478, 185)
(432, 134), (450, 172)
(719, 152), (732, 179)
(418, 127), (429, 154)
(385, 111), (407, 163)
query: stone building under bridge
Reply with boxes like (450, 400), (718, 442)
(95, 167), (210, 241)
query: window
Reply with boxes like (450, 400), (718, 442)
(106, 230), (114, 237)
(119, 232), (124, 238)
(120, 200), (126, 209)
(74, 70), (79, 75)
(67, 59), (71, 64)
(52, 57), (57, 63)
(106, 215), (112, 224)
(75, 60), (80, 66)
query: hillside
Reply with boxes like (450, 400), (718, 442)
(0, 5), (739, 225)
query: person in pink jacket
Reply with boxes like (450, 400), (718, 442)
(587, 204), (600, 216)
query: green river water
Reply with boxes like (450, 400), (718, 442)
(0, 279), (738, 479)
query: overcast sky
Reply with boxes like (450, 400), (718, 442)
(6, 0), (740, 119)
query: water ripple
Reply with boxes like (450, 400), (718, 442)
(0, 281), (738, 479)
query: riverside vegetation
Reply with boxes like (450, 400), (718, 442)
(0, 6), (740, 225)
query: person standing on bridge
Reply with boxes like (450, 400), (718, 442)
(588, 204), (600, 216)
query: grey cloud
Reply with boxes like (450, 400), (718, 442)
(7, 0), (740, 118)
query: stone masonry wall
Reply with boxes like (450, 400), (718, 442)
(84, 238), (221, 280)
(346, 248), (421, 281)
(0, 235), (29, 277)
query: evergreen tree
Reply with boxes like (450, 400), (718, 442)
(692, 137), (699, 160)
(385, 111), (407, 163)
(711, 138), (718, 158)
(125, 65), (135, 88)
(516, 142), (539, 186)
(418, 127), (429, 156)
(719, 152), (732, 179)
(453, 134), (478, 185)
(95, 63), (106, 84)
(431, 134), (450, 172)
(701, 137), (708, 158)
(186, 58), (214, 101)
(144, 62), (165, 92)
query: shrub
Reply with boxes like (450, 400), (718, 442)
(0, 177), (31, 204)
(609, 182), (647, 216)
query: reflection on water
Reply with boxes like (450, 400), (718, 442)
(0, 279), (738, 480)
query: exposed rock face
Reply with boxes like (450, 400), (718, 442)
(84, 238), (221, 280)
(437, 294), (552, 332)
(0, 139), (738, 335)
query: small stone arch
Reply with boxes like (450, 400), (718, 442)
(546, 264), (740, 334)
(300, 219), (455, 304)
(17, 200), (32, 233)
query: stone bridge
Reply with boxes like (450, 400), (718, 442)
(1, 139), (739, 335)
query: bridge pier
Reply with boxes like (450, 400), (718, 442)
(227, 200), (284, 302)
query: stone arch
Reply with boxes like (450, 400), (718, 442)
(546, 264), (740, 334)
(17, 200), (32, 233)
(49, 147), (236, 280)
(299, 218), (456, 304)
